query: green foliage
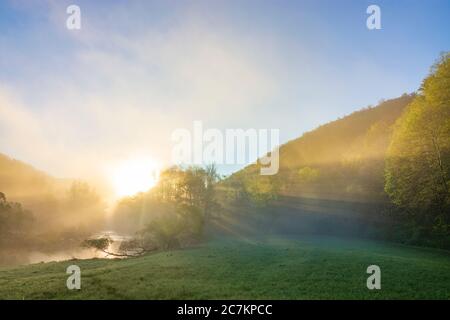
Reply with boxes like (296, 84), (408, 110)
(112, 165), (221, 251)
(143, 212), (186, 250)
(385, 53), (450, 247)
(242, 175), (279, 206)
(177, 204), (205, 239)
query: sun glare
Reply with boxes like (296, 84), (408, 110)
(111, 158), (160, 197)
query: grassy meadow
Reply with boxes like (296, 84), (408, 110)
(1, 236), (449, 300)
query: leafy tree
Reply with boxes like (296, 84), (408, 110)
(110, 165), (221, 251)
(385, 53), (450, 245)
(142, 211), (187, 250)
(242, 175), (279, 206)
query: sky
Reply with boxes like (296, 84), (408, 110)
(0, 0), (449, 188)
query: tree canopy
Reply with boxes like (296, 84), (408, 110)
(385, 53), (450, 245)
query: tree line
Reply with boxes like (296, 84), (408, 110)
(385, 53), (450, 247)
(85, 164), (221, 256)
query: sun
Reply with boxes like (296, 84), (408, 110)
(111, 158), (160, 197)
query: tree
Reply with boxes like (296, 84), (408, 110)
(110, 165), (221, 251)
(242, 175), (279, 206)
(142, 211), (187, 250)
(203, 164), (220, 220)
(385, 53), (450, 244)
(0, 193), (34, 247)
(82, 237), (152, 257)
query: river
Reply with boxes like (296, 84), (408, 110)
(0, 231), (132, 267)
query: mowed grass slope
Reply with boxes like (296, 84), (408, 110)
(0, 236), (449, 299)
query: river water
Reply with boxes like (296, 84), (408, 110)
(0, 231), (132, 267)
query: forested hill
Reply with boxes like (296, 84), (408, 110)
(0, 153), (76, 230)
(0, 152), (106, 252)
(226, 94), (415, 202)
(224, 54), (449, 248)
(0, 153), (69, 200)
(280, 94), (413, 170)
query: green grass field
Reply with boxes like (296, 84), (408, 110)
(0, 236), (449, 299)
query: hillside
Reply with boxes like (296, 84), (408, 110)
(227, 94), (415, 202)
(0, 153), (71, 206)
(0, 154), (104, 265)
(224, 54), (450, 250)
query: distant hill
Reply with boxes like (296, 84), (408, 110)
(0, 153), (75, 229)
(0, 153), (70, 201)
(226, 94), (415, 202)
(0, 152), (107, 238)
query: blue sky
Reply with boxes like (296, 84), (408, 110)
(0, 0), (449, 184)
